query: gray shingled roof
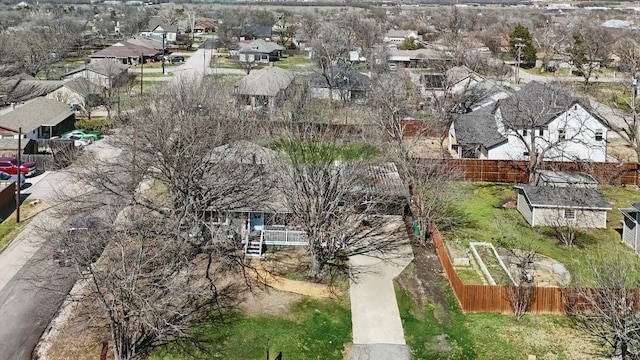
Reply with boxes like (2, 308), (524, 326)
(514, 184), (611, 210)
(498, 81), (590, 128)
(241, 26), (272, 39)
(537, 170), (597, 185)
(452, 104), (506, 149)
(238, 39), (284, 54)
(62, 61), (129, 78)
(91, 41), (158, 59)
(310, 68), (371, 91)
(0, 78), (103, 106)
(234, 67), (294, 97)
(0, 97), (73, 132)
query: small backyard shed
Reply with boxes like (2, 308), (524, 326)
(621, 203), (640, 254)
(514, 184), (611, 228)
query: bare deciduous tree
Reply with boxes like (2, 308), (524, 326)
(44, 76), (258, 360)
(567, 23), (613, 86)
(497, 81), (601, 184)
(566, 253), (640, 359)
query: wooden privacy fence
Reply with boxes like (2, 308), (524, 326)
(431, 222), (567, 314)
(411, 158), (638, 185)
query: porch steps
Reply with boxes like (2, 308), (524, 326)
(245, 240), (263, 257)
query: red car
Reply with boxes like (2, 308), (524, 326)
(0, 157), (36, 177)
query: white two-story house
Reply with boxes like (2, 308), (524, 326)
(449, 81), (608, 162)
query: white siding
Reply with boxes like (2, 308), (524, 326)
(533, 207), (607, 229)
(486, 105), (607, 162)
(517, 192), (534, 226)
(623, 215), (639, 253)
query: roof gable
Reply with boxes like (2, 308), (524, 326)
(0, 97), (73, 132)
(234, 66), (295, 97)
(498, 81), (592, 127)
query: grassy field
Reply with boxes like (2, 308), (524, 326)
(270, 140), (380, 163)
(150, 297), (352, 360)
(396, 275), (599, 359)
(0, 200), (44, 251)
(449, 183), (640, 284)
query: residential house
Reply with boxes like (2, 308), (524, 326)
(194, 18), (216, 33)
(514, 184), (611, 228)
(140, 17), (179, 43)
(127, 36), (165, 52)
(449, 81), (609, 161)
(0, 97), (75, 140)
(621, 203), (640, 254)
(233, 66), (295, 111)
(388, 46), (453, 69)
(240, 26), (272, 41)
(0, 78), (105, 112)
(203, 140), (307, 257)
(235, 39), (285, 63)
(203, 141), (406, 257)
(89, 41), (159, 65)
(419, 66), (510, 111)
(61, 61), (129, 88)
(309, 67), (371, 102)
(384, 29), (419, 44)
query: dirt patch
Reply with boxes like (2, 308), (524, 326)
(43, 250), (335, 360)
(395, 218), (453, 326)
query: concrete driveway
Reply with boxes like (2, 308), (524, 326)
(349, 216), (414, 360)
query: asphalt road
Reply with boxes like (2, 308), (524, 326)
(0, 140), (122, 360)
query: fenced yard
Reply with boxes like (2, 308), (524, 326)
(431, 183), (640, 314)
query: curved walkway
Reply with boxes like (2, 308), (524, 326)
(248, 261), (337, 298)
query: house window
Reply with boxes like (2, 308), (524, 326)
(523, 151), (529, 157)
(522, 129), (528, 136)
(564, 209), (576, 220)
(209, 210), (228, 225)
(538, 126), (547, 136)
(558, 129), (566, 140)
(595, 129), (604, 141)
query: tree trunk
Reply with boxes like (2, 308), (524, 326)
(309, 247), (321, 278)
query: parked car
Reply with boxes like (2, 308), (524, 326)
(0, 171), (25, 189)
(171, 55), (185, 63)
(61, 129), (100, 141)
(64, 135), (92, 148)
(54, 217), (107, 268)
(0, 157), (36, 177)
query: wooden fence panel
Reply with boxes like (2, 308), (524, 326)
(413, 158), (638, 185)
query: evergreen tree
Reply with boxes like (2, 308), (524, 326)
(509, 24), (537, 67)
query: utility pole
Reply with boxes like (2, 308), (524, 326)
(633, 78), (637, 125)
(140, 52), (143, 95)
(515, 38), (525, 84)
(162, 32), (166, 75)
(16, 127), (21, 223)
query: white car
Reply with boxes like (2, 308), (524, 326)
(63, 135), (92, 147)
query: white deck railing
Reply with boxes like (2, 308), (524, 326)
(262, 227), (308, 246)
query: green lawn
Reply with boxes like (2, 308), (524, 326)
(397, 280), (593, 359)
(150, 297), (352, 360)
(450, 183), (640, 284)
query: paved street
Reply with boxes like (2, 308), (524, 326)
(0, 140), (121, 360)
(128, 37), (245, 80)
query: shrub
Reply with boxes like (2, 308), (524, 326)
(75, 118), (110, 133)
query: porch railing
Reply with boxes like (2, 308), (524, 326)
(262, 227), (308, 246)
